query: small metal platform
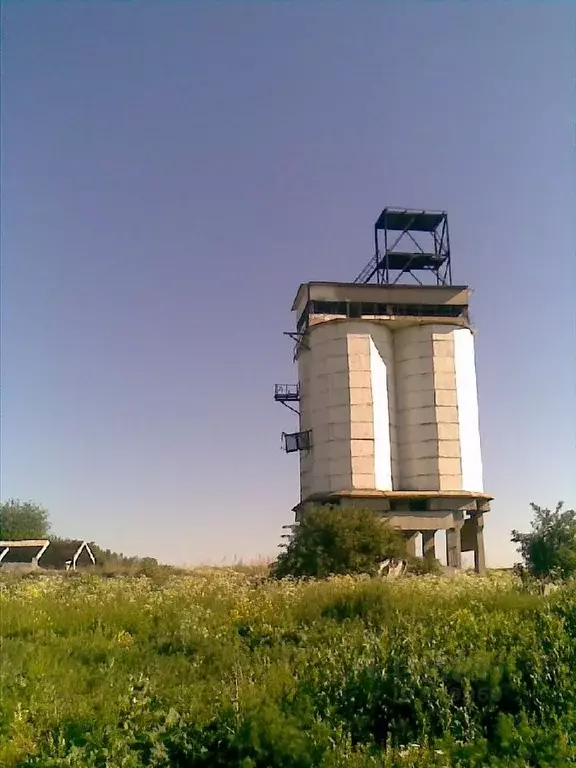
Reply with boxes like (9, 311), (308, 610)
(355, 207), (452, 286)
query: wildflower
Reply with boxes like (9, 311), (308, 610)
(117, 631), (134, 647)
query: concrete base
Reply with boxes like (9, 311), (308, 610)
(293, 490), (490, 574)
(404, 532), (418, 557)
(446, 527), (462, 569)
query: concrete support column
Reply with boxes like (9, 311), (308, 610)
(446, 527), (462, 569)
(422, 530), (436, 561)
(474, 513), (486, 574)
(404, 532), (418, 558)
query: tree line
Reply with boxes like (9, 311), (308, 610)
(1, 497), (575, 581)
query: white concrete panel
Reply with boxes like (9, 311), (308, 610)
(434, 357), (456, 374)
(347, 353), (371, 371)
(369, 337), (393, 490)
(352, 473), (374, 490)
(435, 406), (459, 424)
(439, 474), (463, 491)
(350, 387), (372, 406)
(437, 422), (460, 441)
(435, 390), (458, 407)
(350, 439), (375, 457)
(453, 328), (484, 492)
(349, 404), (372, 423)
(350, 421), (373, 439)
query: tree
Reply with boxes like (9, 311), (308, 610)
(272, 505), (406, 579)
(0, 499), (51, 540)
(511, 502), (576, 581)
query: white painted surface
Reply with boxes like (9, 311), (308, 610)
(298, 322), (353, 496)
(453, 328), (484, 492)
(369, 337), (393, 490)
(394, 325), (439, 490)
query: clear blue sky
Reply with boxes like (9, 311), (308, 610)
(2, 3), (575, 566)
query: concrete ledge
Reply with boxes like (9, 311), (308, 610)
(295, 488), (492, 505)
(293, 489), (492, 521)
(385, 512), (458, 531)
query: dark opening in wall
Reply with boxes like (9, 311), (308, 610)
(297, 308), (309, 332)
(306, 300), (466, 320)
(390, 304), (464, 318)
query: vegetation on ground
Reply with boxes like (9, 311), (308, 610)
(2, 569), (576, 767)
(2, 498), (576, 765)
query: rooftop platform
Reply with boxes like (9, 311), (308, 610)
(377, 251), (449, 272)
(374, 208), (446, 233)
(292, 281), (470, 313)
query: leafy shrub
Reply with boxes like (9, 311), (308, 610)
(272, 505), (405, 579)
(0, 499), (50, 540)
(512, 501), (576, 580)
(405, 554), (443, 575)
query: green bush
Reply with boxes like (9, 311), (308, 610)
(405, 554), (443, 575)
(272, 505), (405, 579)
(512, 501), (576, 581)
(0, 499), (50, 540)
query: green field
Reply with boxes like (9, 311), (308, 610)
(1, 570), (575, 767)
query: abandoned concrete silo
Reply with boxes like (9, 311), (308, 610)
(275, 208), (491, 572)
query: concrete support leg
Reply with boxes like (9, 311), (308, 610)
(446, 527), (462, 569)
(474, 513), (486, 574)
(404, 532), (418, 558)
(422, 530), (436, 561)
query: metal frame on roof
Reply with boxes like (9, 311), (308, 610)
(354, 207), (452, 286)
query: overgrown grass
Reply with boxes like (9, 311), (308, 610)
(1, 570), (575, 766)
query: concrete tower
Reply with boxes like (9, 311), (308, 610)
(275, 208), (491, 572)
